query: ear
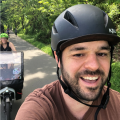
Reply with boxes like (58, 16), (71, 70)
(54, 51), (61, 68)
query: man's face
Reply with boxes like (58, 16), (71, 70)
(60, 41), (111, 101)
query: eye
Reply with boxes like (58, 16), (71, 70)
(97, 53), (107, 56)
(73, 54), (84, 57)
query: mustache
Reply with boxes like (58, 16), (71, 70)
(76, 69), (105, 77)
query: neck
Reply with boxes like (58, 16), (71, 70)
(61, 86), (93, 120)
(2, 42), (7, 45)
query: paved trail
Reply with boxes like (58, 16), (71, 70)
(1, 31), (57, 120)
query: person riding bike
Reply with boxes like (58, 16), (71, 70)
(0, 33), (22, 99)
(7, 28), (10, 37)
(0, 33), (16, 77)
(0, 33), (16, 73)
(0, 33), (16, 51)
(15, 4), (120, 120)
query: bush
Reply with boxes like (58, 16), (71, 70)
(108, 3), (120, 27)
(34, 29), (51, 44)
(96, 3), (110, 13)
(4, 25), (7, 32)
(111, 62), (120, 92)
(117, 25), (120, 37)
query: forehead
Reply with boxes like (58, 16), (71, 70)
(64, 40), (110, 51)
(1, 37), (7, 39)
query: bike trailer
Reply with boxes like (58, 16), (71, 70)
(0, 51), (24, 99)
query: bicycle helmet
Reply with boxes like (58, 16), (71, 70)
(51, 4), (120, 52)
(0, 33), (9, 39)
(51, 4), (120, 120)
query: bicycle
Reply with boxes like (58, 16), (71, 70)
(0, 87), (15, 120)
(0, 51), (24, 120)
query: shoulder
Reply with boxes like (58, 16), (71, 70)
(103, 86), (120, 101)
(100, 87), (120, 118)
(9, 42), (14, 47)
(103, 86), (120, 111)
(27, 80), (60, 101)
(15, 80), (60, 120)
(8, 42), (16, 51)
(23, 80), (60, 105)
(25, 80), (60, 108)
(109, 88), (120, 101)
(9, 42), (13, 45)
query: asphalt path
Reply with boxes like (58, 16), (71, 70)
(1, 31), (58, 120)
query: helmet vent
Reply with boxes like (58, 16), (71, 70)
(53, 24), (58, 33)
(64, 11), (78, 28)
(103, 11), (108, 28)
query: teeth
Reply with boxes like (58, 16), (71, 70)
(82, 76), (98, 80)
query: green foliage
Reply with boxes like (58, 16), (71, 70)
(108, 3), (120, 27)
(117, 25), (120, 36)
(34, 31), (51, 44)
(1, 0), (120, 45)
(111, 62), (120, 92)
(96, 3), (110, 13)
(4, 25), (7, 32)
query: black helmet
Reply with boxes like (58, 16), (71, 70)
(51, 4), (120, 52)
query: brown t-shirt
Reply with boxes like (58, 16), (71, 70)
(15, 80), (120, 120)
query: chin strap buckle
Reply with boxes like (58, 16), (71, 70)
(64, 88), (69, 94)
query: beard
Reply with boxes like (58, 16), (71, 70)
(61, 64), (108, 102)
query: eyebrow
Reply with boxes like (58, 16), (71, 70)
(69, 45), (110, 52)
(100, 46), (110, 51)
(70, 47), (86, 51)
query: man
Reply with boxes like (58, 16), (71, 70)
(15, 4), (120, 120)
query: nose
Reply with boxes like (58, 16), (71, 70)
(84, 54), (100, 71)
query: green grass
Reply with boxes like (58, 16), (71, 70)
(18, 33), (120, 93)
(18, 34), (53, 57)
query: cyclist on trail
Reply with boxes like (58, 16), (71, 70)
(0, 33), (16, 51)
(15, 4), (120, 120)
(15, 28), (17, 37)
(0, 33), (16, 78)
(7, 28), (10, 37)
(0, 33), (23, 100)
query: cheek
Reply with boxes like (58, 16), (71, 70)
(63, 59), (83, 77)
(2, 40), (6, 42)
(99, 59), (110, 76)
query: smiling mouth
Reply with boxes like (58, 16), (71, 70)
(81, 76), (99, 83)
